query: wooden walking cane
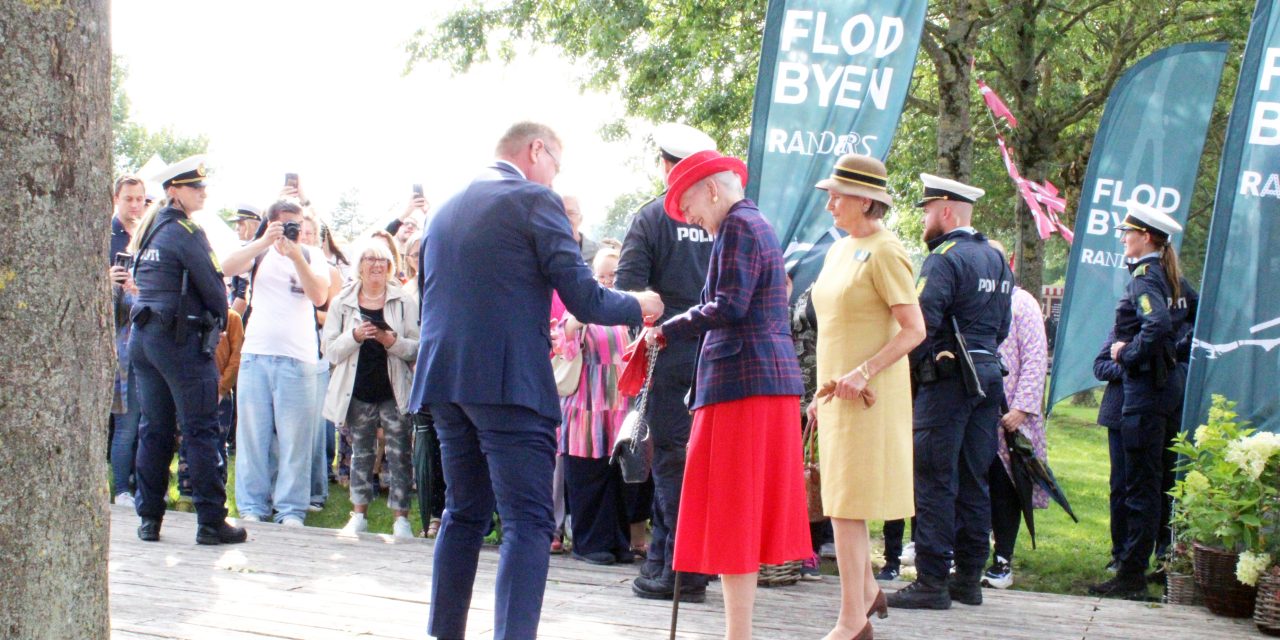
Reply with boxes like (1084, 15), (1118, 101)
(669, 571), (681, 640)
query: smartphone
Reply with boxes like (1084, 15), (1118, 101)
(360, 314), (393, 331)
(285, 173), (299, 189)
(113, 252), (134, 269)
(413, 184), (424, 198)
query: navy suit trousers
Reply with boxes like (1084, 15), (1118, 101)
(427, 403), (557, 640)
(912, 364), (1003, 579)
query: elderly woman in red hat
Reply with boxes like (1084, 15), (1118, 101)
(644, 150), (811, 639)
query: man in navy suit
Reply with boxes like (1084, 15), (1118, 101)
(410, 122), (664, 640)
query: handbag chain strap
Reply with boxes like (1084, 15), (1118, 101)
(626, 341), (662, 449)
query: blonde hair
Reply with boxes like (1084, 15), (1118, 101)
(127, 200), (166, 253)
(353, 240), (397, 285)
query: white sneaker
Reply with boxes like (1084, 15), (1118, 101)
(281, 516), (305, 528)
(341, 513), (368, 535)
(114, 492), (135, 508)
(392, 516), (413, 539)
(238, 514), (262, 522)
(900, 542), (916, 566)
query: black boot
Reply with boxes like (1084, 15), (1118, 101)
(949, 566), (983, 606)
(1088, 568), (1148, 599)
(196, 521), (248, 545)
(632, 572), (707, 603)
(886, 573), (951, 610)
(137, 517), (161, 542)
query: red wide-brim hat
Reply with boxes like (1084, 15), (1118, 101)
(663, 149), (749, 223)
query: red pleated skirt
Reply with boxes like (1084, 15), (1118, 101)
(672, 395), (813, 575)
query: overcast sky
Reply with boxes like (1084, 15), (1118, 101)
(111, 1), (659, 237)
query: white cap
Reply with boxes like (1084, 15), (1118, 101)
(152, 154), (209, 189)
(1118, 201), (1182, 237)
(233, 203), (262, 221)
(917, 173), (985, 207)
(654, 123), (716, 160)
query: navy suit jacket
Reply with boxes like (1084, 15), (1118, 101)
(662, 199), (803, 410)
(409, 162), (642, 421)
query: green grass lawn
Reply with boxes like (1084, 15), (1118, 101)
(152, 398), (1156, 597)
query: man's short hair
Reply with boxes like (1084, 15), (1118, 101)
(267, 200), (304, 221)
(114, 175), (144, 197)
(495, 121), (561, 157)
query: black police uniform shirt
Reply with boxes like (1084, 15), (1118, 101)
(909, 227), (1013, 371)
(132, 207), (229, 326)
(1112, 254), (1182, 416)
(615, 194), (714, 330)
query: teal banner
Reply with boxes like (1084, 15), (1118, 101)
(745, 0), (926, 297)
(1185, 0), (1280, 434)
(1047, 43), (1227, 413)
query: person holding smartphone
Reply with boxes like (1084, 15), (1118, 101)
(321, 240), (420, 538)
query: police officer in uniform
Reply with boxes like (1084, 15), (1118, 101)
(1089, 203), (1187, 598)
(888, 174), (1011, 610)
(130, 156), (247, 545)
(615, 123), (718, 602)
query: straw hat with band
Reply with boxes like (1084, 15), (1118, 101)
(815, 153), (893, 207)
(663, 149), (749, 223)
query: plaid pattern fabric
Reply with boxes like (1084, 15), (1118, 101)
(662, 200), (804, 410)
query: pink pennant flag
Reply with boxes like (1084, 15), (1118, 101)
(977, 79), (1019, 128)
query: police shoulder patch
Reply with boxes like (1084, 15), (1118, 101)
(177, 219), (197, 234)
(208, 251), (222, 273)
(1134, 263), (1149, 277)
(1139, 294), (1153, 315)
(933, 240), (957, 255)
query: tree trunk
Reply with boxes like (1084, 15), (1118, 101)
(0, 2), (113, 638)
(931, 0), (983, 181)
(1007, 0), (1047, 298)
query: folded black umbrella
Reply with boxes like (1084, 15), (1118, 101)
(1004, 428), (1040, 548)
(1007, 429), (1079, 529)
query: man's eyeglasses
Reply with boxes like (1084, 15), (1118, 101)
(540, 140), (561, 173)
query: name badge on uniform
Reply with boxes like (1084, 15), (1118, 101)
(852, 249), (871, 263)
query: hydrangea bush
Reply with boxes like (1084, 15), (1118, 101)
(1170, 395), (1280, 586)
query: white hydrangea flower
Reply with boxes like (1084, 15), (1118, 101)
(1183, 470), (1210, 497)
(1225, 433), (1280, 481)
(1236, 551), (1272, 587)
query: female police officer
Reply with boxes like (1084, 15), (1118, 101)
(1089, 202), (1187, 598)
(129, 155), (246, 545)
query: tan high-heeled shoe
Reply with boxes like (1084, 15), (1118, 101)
(866, 589), (888, 619)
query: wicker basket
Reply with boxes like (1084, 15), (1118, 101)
(758, 561), (802, 587)
(1255, 569), (1280, 636)
(1193, 543), (1258, 618)
(1165, 571), (1204, 606)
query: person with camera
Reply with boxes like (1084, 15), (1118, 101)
(128, 156), (246, 545)
(322, 240), (420, 538)
(109, 175), (147, 508)
(221, 199), (331, 526)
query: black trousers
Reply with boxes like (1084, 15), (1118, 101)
(564, 455), (629, 556)
(988, 457), (1021, 561)
(414, 411), (447, 521)
(882, 517), (916, 567)
(1112, 413), (1168, 574)
(642, 347), (708, 587)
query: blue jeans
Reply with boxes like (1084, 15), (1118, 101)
(311, 365), (331, 505)
(110, 367), (141, 496)
(235, 354), (317, 522)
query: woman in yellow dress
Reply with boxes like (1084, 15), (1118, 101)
(809, 154), (925, 640)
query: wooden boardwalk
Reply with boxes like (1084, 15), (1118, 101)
(108, 505), (1263, 639)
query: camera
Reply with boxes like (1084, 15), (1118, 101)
(282, 221), (301, 241)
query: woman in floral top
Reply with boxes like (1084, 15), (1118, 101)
(556, 249), (635, 565)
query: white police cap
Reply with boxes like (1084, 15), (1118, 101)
(1118, 201), (1182, 237)
(233, 203), (262, 221)
(654, 123), (717, 161)
(153, 154), (209, 189)
(917, 173), (985, 207)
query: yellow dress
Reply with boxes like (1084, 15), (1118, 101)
(811, 228), (917, 520)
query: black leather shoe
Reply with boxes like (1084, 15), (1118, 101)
(886, 575), (952, 610)
(137, 518), (161, 542)
(632, 575), (707, 603)
(613, 549), (636, 565)
(573, 551), (616, 565)
(949, 566), (983, 605)
(196, 521), (248, 545)
(1088, 570), (1148, 599)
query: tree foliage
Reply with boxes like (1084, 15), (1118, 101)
(413, 0), (1252, 288)
(327, 188), (372, 244)
(112, 56), (210, 175)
